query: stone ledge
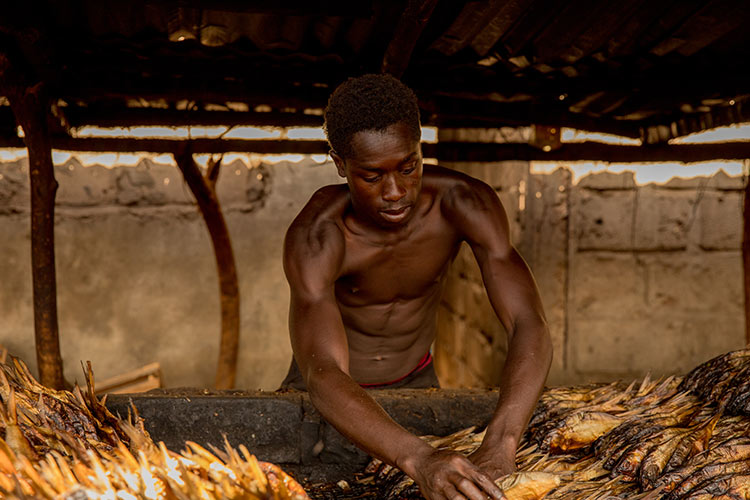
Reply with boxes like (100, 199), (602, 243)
(106, 388), (499, 482)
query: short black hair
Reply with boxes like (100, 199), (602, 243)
(323, 74), (421, 158)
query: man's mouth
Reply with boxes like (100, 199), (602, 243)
(380, 205), (411, 223)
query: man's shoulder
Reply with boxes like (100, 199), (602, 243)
(422, 164), (497, 211)
(285, 184), (347, 260)
(423, 163), (490, 193)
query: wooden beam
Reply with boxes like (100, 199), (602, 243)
(136, 0), (374, 16)
(0, 54), (65, 389)
(381, 0), (439, 78)
(2, 135), (750, 163)
(0, 136), (332, 155)
(427, 97), (643, 138)
(173, 149), (240, 390)
(744, 168), (750, 344)
(63, 107), (324, 129)
(434, 140), (750, 163)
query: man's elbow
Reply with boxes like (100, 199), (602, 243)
(305, 364), (347, 400)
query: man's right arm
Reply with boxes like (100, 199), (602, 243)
(283, 207), (504, 500)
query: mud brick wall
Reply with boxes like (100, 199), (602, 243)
(436, 130), (745, 386)
(0, 155), (340, 390)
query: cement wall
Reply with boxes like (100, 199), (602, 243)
(435, 150), (745, 387)
(1, 149), (745, 390)
(0, 156), (341, 390)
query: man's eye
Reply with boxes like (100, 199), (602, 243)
(402, 167), (415, 175)
(363, 176), (380, 183)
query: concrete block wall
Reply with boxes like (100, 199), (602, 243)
(435, 147), (746, 387)
(1, 149), (745, 391)
(0, 156), (341, 390)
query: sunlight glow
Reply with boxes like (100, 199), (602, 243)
(672, 124), (750, 144)
(531, 161), (744, 185)
(562, 128), (641, 145)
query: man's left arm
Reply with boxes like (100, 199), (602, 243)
(443, 177), (553, 479)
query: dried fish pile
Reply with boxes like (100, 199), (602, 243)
(0, 356), (309, 499)
(327, 348), (750, 500)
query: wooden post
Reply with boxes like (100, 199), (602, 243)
(744, 163), (750, 345)
(0, 56), (65, 389)
(173, 148), (240, 389)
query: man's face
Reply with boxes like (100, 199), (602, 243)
(332, 122), (423, 229)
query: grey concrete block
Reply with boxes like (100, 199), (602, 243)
(707, 170), (744, 191)
(633, 187), (693, 250)
(573, 189), (635, 250)
(569, 315), (744, 381)
(0, 160), (29, 208)
(106, 389), (499, 482)
(55, 160), (115, 206)
(577, 171), (635, 190)
(106, 391), (305, 464)
(646, 253), (744, 314)
(569, 253), (647, 318)
(698, 191), (742, 250)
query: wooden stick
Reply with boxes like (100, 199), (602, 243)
(173, 147), (240, 390)
(0, 56), (65, 390)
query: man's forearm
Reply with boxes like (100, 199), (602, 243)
(306, 367), (433, 475)
(483, 319), (552, 452)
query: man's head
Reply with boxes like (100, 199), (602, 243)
(323, 75), (424, 229)
(323, 73), (421, 159)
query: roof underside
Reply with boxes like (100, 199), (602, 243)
(2, 0), (750, 144)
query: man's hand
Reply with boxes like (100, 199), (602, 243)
(468, 442), (517, 481)
(407, 448), (506, 500)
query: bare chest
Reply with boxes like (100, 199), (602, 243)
(335, 221), (460, 307)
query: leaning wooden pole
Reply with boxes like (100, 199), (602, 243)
(173, 147), (240, 389)
(0, 57), (65, 388)
(744, 166), (750, 345)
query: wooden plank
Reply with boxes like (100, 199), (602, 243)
(1, 134), (748, 162)
(673, 0), (749, 57)
(554, 0), (649, 64)
(95, 362), (162, 394)
(429, 0), (505, 56)
(469, 0), (536, 57)
(606, 0), (697, 57)
(0, 136), (332, 154)
(433, 141), (750, 163)
(498, 0), (568, 57)
(530, 0), (614, 63)
(430, 97), (643, 138)
(381, 0), (439, 78)
(646, 0), (733, 56)
(64, 107), (324, 128)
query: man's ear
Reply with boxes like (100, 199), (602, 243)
(330, 150), (346, 178)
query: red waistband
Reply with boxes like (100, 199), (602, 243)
(359, 351), (433, 388)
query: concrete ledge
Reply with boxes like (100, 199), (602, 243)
(106, 388), (499, 482)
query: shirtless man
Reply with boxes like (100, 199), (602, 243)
(282, 74), (552, 500)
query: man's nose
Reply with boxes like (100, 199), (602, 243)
(382, 174), (406, 201)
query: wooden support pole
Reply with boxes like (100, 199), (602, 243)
(744, 163), (750, 345)
(0, 57), (65, 389)
(173, 147), (240, 389)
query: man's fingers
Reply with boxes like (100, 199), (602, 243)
(456, 477), (493, 500)
(472, 472), (506, 499)
(441, 483), (465, 500)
